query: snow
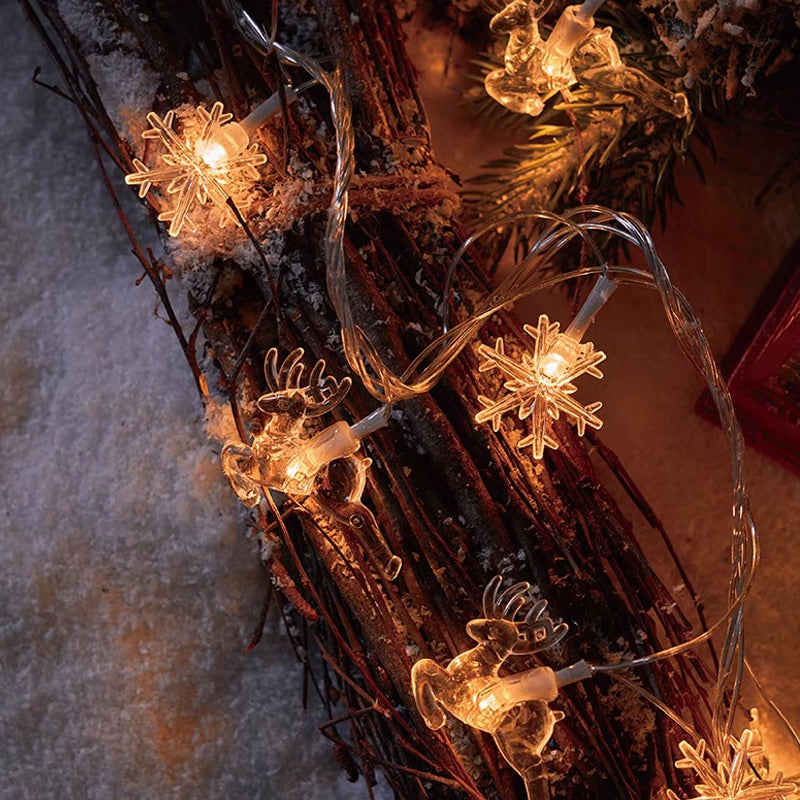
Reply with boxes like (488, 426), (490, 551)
(56, 0), (158, 143)
(0, 4), (370, 798)
(6, 0), (800, 795)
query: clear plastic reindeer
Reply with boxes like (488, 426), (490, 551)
(484, 0), (688, 118)
(222, 348), (401, 579)
(222, 347), (352, 501)
(411, 576), (591, 800)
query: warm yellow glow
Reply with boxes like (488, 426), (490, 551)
(539, 350), (568, 380)
(220, 349), (402, 580)
(125, 102), (266, 237)
(284, 457), (303, 481)
(412, 577), (570, 794)
(221, 349), (354, 500)
(198, 141), (228, 169)
(281, 423), (362, 488)
(484, 2), (689, 118)
(667, 730), (796, 800)
(475, 314), (605, 459)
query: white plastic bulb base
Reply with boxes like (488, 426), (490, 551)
(563, 275), (617, 342)
(540, 5), (594, 81)
(478, 666), (559, 713)
(285, 406), (388, 484)
(555, 659), (593, 687)
(477, 660), (592, 715)
(286, 421), (360, 483)
(240, 86), (298, 136)
(197, 86), (300, 168)
(539, 275), (616, 380)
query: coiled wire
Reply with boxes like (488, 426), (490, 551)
(222, 0), (797, 765)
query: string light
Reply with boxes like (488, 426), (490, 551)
(26, 0), (800, 789)
(484, 0), (689, 118)
(125, 89), (297, 236)
(213, 3), (800, 787)
(412, 576), (591, 799)
(221, 348), (401, 579)
(221, 347), (389, 500)
(475, 274), (614, 459)
(476, 315), (605, 458)
(667, 730), (797, 800)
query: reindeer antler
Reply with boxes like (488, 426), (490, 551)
(481, 575), (569, 655)
(258, 347), (351, 417)
(270, 348), (306, 392)
(305, 360), (352, 417)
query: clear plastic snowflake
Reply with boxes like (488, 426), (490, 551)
(125, 102), (267, 237)
(475, 314), (605, 459)
(667, 730), (797, 800)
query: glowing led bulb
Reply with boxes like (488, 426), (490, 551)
(198, 141), (229, 169)
(475, 314), (605, 459)
(198, 120), (250, 167)
(412, 576), (589, 800)
(123, 88), (304, 237)
(485, 1), (689, 118)
(667, 730), (796, 800)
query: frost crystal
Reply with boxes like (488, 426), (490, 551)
(667, 730), (797, 800)
(125, 102), (266, 236)
(475, 314), (605, 459)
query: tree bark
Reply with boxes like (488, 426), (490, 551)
(22, 1), (715, 798)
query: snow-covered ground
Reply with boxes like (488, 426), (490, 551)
(0, 4), (364, 798)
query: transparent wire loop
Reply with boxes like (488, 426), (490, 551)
(221, 0), (797, 762)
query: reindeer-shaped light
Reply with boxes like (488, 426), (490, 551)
(484, 0), (688, 119)
(221, 347), (390, 499)
(221, 348), (402, 579)
(411, 576), (591, 800)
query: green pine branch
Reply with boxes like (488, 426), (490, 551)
(460, 2), (714, 262)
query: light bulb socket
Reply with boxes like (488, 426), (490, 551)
(540, 5), (595, 79)
(555, 659), (593, 688)
(563, 274), (617, 342)
(240, 86), (299, 137)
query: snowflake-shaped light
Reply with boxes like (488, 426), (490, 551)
(667, 730), (797, 800)
(125, 102), (267, 237)
(475, 314), (605, 459)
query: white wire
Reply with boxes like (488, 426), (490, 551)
(220, 0), (798, 766)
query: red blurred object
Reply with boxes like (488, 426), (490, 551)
(698, 241), (800, 476)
